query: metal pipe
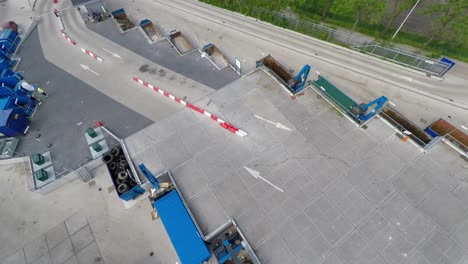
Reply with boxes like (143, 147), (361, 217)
(392, 0), (421, 40)
(203, 219), (233, 242)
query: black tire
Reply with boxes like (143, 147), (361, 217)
(117, 184), (129, 194)
(116, 177), (126, 185)
(109, 162), (116, 171)
(110, 147), (121, 157)
(117, 171), (128, 181)
(102, 154), (113, 164)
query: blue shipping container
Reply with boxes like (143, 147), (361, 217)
(153, 190), (211, 264)
(0, 108), (29, 137)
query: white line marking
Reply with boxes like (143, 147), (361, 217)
(80, 64), (100, 76)
(244, 166), (284, 192)
(102, 48), (121, 59)
(254, 114), (292, 131)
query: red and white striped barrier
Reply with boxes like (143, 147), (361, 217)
(61, 31), (76, 45)
(80, 48), (103, 62)
(132, 77), (247, 137)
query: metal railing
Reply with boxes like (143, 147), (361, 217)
(244, 8), (452, 77)
(352, 43), (451, 76)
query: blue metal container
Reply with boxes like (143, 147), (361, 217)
(0, 97), (17, 110)
(0, 29), (20, 55)
(153, 190), (211, 264)
(0, 108), (29, 137)
(119, 185), (145, 201)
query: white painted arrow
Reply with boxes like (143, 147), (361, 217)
(243, 166), (284, 193)
(80, 64), (100, 76)
(254, 115), (292, 131)
(102, 48), (121, 59)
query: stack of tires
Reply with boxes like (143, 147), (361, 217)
(102, 147), (136, 195)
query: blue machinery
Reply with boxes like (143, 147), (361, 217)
(312, 74), (387, 125)
(256, 55), (310, 98)
(350, 96), (388, 122)
(0, 29), (35, 138)
(139, 163), (261, 264)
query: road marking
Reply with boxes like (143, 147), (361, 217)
(461, 125), (467, 130)
(102, 48), (121, 59)
(76, 122), (82, 126)
(243, 166), (284, 193)
(389, 101), (396, 107)
(254, 114), (292, 131)
(80, 64), (100, 76)
(400, 75), (436, 88)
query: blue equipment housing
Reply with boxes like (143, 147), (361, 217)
(0, 29), (20, 57)
(289, 64), (311, 93)
(0, 108), (29, 137)
(0, 68), (23, 88)
(153, 190), (211, 264)
(351, 96), (388, 122)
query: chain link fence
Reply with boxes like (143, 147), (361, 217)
(246, 8), (452, 77)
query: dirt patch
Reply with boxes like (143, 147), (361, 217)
(139, 64), (150, 73)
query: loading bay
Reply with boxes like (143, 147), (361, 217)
(1, 0), (468, 264)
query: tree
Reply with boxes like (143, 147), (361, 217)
(422, 0), (468, 47)
(321, 0), (333, 20)
(332, 0), (385, 30)
(382, 0), (417, 35)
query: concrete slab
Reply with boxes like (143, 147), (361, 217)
(418, 229), (462, 264)
(187, 188), (228, 235)
(211, 172), (253, 217)
(235, 202), (274, 248)
(299, 118), (340, 153)
(194, 144), (233, 184)
(325, 140), (361, 174)
(172, 160), (208, 201)
(334, 231), (387, 264)
(280, 130), (319, 167)
(70, 225), (94, 253)
(304, 194), (353, 247)
(324, 177), (374, 226)
(155, 133), (191, 169)
(64, 214), (88, 237)
(4, 250), (26, 264)
(365, 117), (396, 143)
(253, 233), (299, 264)
(23, 235), (48, 264)
(45, 223), (69, 251)
(277, 212), (330, 264)
(317, 108), (356, 139)
(31, 252), (52, 264)
(75, 242), (102, 264)
(419, 186), (468, 235)
(358, 211), (414, 264)
(305, 155), (343, 191)
(49, 238), (74, 264)
(144, 117), (176, 144)
(178, 123), (213, 155)
(130, 145), (165, 177)
(378, 193), (436, 247)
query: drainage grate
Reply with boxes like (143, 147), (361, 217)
(75, 167), (93, 182)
